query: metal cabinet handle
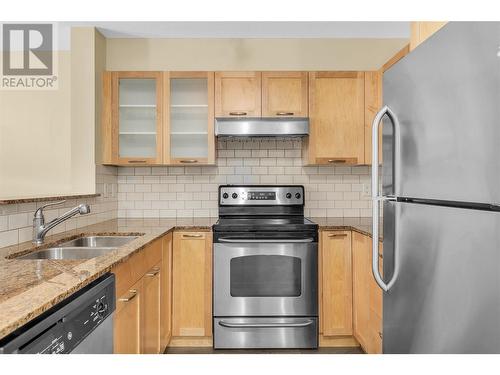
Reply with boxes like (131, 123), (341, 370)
(127, 160), (147, 164)
(182, 234), (203, 238)
(218, 320), (314, 329)
(276, 112), (294, 116)
(229, 111), (247, 116)
(218, 238), (314, 243)
(328, 159), (347, 163)
(179, 159), (198, 164)
(118, 289), (137, 302)
(327, 233), (347, 238)
(378, 332), (383, 339)
(146, 268), (160, 277)
(371, 105), (401, 292)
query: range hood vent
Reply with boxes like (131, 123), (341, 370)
(215, 117), (309, 137)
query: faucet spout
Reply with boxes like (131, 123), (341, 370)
(33, 203), (91, 245)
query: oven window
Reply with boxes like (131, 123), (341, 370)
(230, 255), (301, 297)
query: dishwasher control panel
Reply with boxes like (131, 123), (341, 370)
(0, 273), (115, 354)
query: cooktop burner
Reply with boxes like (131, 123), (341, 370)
(213, 216), (318, 232)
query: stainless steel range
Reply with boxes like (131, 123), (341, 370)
(212, 185), (318, 349)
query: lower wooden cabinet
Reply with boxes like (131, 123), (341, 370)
(112, 238), (164, 354)
(172, 231), (212, 345)
(320, 230), (353, 338)
(160, 233), (173, 352)
(114, 279), (142, 354)
(352, 231), (383, 353)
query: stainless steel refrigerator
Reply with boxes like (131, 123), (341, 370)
(371, 22), (500, 354)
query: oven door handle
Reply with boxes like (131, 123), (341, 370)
(218, 238), (315, 243)
(218, 320), (315, 328)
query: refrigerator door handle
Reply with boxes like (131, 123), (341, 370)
(371, 105), (401, 292)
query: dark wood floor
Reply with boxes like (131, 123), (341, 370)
(165, 347), (364, 354)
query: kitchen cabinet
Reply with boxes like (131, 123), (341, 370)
(165, 72), (215, 165)
(111, 237), (163, 354)
(215, 72), (262, 117)
(261, 72), (308, 117)
(304, 72), (365, 165)
(320, 230), (353, 337)
(160, 233), (173, 352)
(410, 22), (447, 51)
(102, 71), (164, 165)
(364, 71), (383, 165)
(352, 231), (383, 354)
(172, 231), (212, 345)
(142, 263), (161, 354)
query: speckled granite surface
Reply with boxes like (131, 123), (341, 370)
(0, 218), (215, 340)
(0, 193), (100, 205)
(0, 216), (380, 340)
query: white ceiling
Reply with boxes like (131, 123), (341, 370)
(57, 21), (410, 49)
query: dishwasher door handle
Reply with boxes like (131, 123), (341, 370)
(218, 238), (315, 243)
(218, 320), (315, 329)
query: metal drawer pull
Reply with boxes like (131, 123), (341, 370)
(276, 112), (294, 116)
(179, 159), (198, 163)
(229, 111), (247, 116)
(118, 289), (137, 302)
(328, 159), (347, 163)
(218, 238), (314, 243)
(378, 332), (383, 339)
(218, 320), (314, 329)
(182, 234), (203, 238)
(327, 233), (347, 238)
(128, 160), (147, 163)
(146, 268), (160, 277)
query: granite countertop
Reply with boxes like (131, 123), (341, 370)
(0, 217), (215, 340)
(0, 216), (381, 340)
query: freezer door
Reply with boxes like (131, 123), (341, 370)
(384, 22), (500, 203)
(383, 202), (500, 353)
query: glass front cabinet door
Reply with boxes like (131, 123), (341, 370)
(102, 71), (163, 165)
(165, 72), (215, 165)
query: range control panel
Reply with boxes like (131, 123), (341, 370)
(219, 185), (304, 206)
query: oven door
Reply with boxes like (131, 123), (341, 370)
(213, 240), (318, 317)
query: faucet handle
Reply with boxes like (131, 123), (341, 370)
(34, 200), (66, 219)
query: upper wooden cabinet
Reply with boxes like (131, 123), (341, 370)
(172, 231), (212, 341)
(215, 72), (262, 117)
(102, 71), (164, 165)
(304, 72), (365, 165)
(320, 230), (353, 337)
(262, 72), (308, 117)
(410, 22), (447, 51)
(364, 71), (383, 165)
(164, 72), (215, 165)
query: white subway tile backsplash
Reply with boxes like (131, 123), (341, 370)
(111, 139), (372, 219)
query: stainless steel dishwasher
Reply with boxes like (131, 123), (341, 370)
(0, 273), (115, 354)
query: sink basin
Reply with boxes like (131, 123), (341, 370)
(17, 247), (119, 260)
(59, 236), (138, 248)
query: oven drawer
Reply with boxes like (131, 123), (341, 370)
(213, 242), (318, 316)
(214, 317), (318, 349)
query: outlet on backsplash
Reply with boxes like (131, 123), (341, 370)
(362, 183), (371, 198)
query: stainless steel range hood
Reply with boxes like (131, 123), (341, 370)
(215, 117), (309, 137)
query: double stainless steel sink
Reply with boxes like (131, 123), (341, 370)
(18, 236), (138, 260)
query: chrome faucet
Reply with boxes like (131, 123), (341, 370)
(32, 200), (90, 245)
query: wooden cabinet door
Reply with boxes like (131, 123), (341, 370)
(262, 72), (308, 117)
(172, 231), (212, 337)
(165, 71), (215, 165)
(114, 280), (142, 354)
(364, 71), (382, 165)
(215, 72), (261, 117)
(306, 72), (364, 165)
(352, 231), (383, 354)
(103, 71), (164, 166)
(160, 233), (173, 352)
(320, 230), (353, 336)
(142, 263), (161, 354)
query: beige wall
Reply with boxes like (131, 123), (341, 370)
(0, 52), (72, 198)
(106, 38), (408, 71)
(0, 27), (102, 199)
